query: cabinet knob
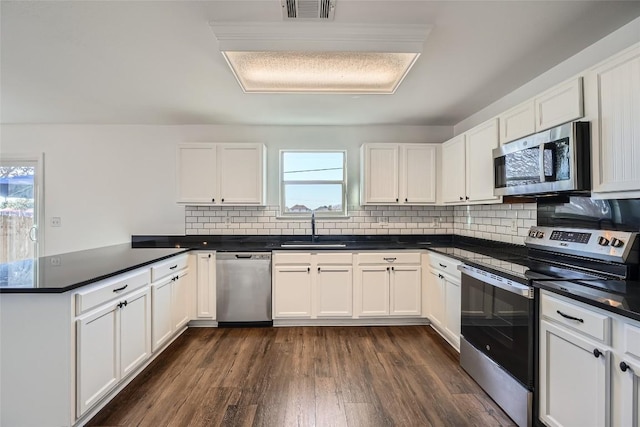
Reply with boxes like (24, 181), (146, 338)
(307, 267), (310, 273)
(593, 348), (603, 358)
(405, 198), (408, 202)
(317, 267), (321, 272)
(387, 267), (390, 271)
(459, 196), (463, 201)
(620, 361), (631, 372)
(465, 196), (469, 200)
(396, 198), (399, 202)
(212, 198), (215, 203)
(208, 254), (212, 258)
(438, 273), (444, 279)
(391, 266), (395, 271)
(221, 198), (225, 202)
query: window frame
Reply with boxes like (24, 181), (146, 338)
(279, 149), (348, 217)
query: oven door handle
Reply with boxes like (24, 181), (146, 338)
(458, 265), (534, 299)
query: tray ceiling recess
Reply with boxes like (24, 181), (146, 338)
(209, 22), (431, 94)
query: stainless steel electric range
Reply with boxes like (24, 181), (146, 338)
(458, 226), (639, 427)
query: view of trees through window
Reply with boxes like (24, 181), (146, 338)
(281, 151), (346, 215)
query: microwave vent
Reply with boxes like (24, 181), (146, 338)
(282, 0), (336, 20)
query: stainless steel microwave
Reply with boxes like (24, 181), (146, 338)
(493, 121), (591, 197)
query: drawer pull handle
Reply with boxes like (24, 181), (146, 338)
(383, 257), (397, 262)
(169, 265), (178, 270)
(439, 263), (447, 268)
(593, 348), (603, 358)
(556, 310), (584, 323)
(113, 284), (128, 293)
(620, 361), (632, 372)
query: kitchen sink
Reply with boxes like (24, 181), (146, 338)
(280, 240), (349, 248)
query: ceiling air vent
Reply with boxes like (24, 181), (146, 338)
(282, 0), (336, 20)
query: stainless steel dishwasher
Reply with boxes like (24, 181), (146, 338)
(216, 252), (272, 327)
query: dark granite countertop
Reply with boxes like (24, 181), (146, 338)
(0, 244), (189, 293)
(534, 280), (640, 323)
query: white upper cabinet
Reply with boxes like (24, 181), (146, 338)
(441, 134), (466, 204)
(535, 76), (584, 132)
(497, 77), (584, 145)
(499, 100), (535, 144)
(586, 43), (640, 198)
(401, 144), (437, 204)
(465, 118), (501, 203)
(176, 144), (218, 204)
(176, 143), (266, 205)
(360, 144), (399, 203)
(441, 119), (501, 205)
(361, 143), (436, 205)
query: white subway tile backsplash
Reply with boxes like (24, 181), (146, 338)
(185, 202), (537, 245)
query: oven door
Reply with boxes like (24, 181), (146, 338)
(459, 265), (535, 388)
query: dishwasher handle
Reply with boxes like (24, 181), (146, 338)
(235, 254), (253, 259)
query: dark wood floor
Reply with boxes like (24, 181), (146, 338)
(88, 326), (516, 427)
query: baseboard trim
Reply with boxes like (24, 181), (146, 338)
(273, 318), (430, 327)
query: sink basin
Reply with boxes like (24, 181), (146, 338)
(280, 241), (348, 248)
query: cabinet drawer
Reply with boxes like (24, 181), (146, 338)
(357, 252), (421, 265)
(315, 253), (353, 265)
(623, 322), (640, 360)
(76, 269), (151, 315)
(272, 252), (312, 265)
(150, 255), (189, 282)
(541, 292), (611, 344)
(428, 252), (462, 273)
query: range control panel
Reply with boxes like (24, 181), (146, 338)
(525, 226), (638, 263)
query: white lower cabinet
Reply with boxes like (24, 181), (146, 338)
(273, 265), (313, 318)
(195, 251), (216, 319)
(151, 268), (189, 351)
(424, 252), (462, 351)
(539, 290), (640, 427)
(355, 252), (422, 318)
(76, 286), (151, 418)
(272, 252), (354, 319)
(76, 303), (119, 417)
(539, 319), (610, 427)
(316, 264), (353, 317)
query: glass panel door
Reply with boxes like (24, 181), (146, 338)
(0, 160), (39, 263)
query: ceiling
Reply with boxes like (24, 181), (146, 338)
(1, 1), (639, 127)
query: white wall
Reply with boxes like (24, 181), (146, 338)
(0, 124), (451, 255)
(454, 16), (640, 134)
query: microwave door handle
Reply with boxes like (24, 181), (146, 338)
(538, 143), (546, 183)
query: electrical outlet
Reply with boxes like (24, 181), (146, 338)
(378, 217), (389, 227)
(50, 256), (61, 266)
(510, 219), (518, 234)
(51, 217), (62, 227)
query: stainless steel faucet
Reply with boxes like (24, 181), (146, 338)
(311, 211), (317, 242)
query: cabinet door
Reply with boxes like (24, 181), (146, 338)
(76, 303), (119, 417)
(441, 135), (466, 204)
(361, 144), (399, 204)
(273, 266), (312, 318)
(358, 266), (390, 317)
(589, 45), (640, 195)
(443, 275), (461, 348)
(617, 357), (640, 427)
(389, 265), (421, 316)
(426, 267), (445, 327)
(151, 278), (173, 352)
(499, 100), (535, 144)
(465, 119), (501, 203)
(217, 144), (265, 205)
(176, 144), (218, 204)
(315, 266), (353, 317)
(119, 287), (151, 378)
(401, 144), (436, 204)
(196, 252), (216, 319)
(535, 77), (583, 132)
(172, 272), (190, 331)
(539, 320), (610, 427)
